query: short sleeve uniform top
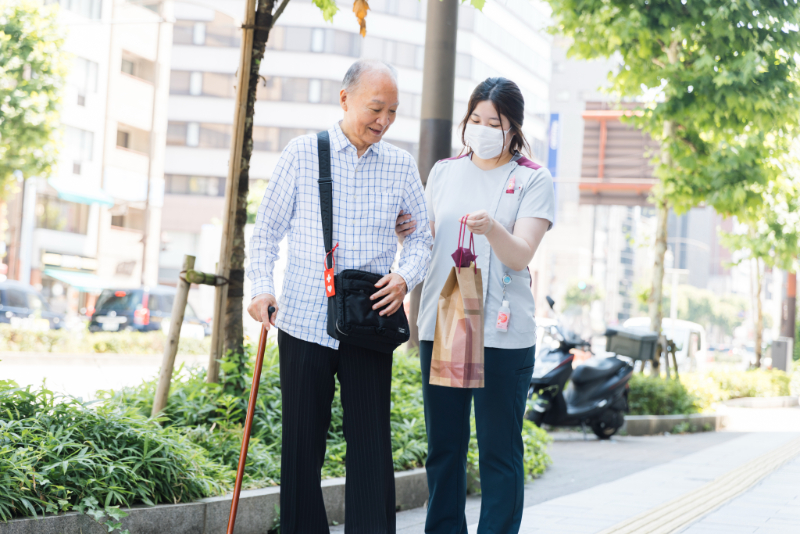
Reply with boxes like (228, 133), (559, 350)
(417, 153), (555, 349)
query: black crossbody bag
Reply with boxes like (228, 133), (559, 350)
(317, 131), (411, 354)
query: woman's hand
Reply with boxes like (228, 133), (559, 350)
(465, 210), (495, 236)
(395, 210), (416, 244)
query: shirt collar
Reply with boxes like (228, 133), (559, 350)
(332, 122), (382, 159)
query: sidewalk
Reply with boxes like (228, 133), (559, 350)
(332, 408), (800, 534)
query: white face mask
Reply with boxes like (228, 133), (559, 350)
(464, 123), (509, 159)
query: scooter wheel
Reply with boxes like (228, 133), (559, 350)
(524, 409), (544, 427)
(590, 410), (624, 440)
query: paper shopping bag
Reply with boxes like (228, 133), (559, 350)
(430, 262), (484, 388)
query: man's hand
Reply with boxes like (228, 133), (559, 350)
(247, 294), (279, 331)
(371, 273), (407, 316)
(395, 210), (416, 244)
(465, 209), (495, 236)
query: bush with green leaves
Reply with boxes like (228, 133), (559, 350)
(627, 374), (699, 416)
(0, 325), (210, 355)
(630, 369), (794, 416)
(102, 342), (551, 489)
(0, 380), (230, 525)
(682, 369), (790, 407)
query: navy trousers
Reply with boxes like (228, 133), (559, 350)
(420, 341), (535, 534)
(278, 329), (396, 534)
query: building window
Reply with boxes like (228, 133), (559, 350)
(202, 72), (235, 98)
(110, 207), (146, 232)
(116, 129), (130, 149)
(167, 122), (188, 146)
(170, 72), (343, 104)
(64, 126), (94, 170)
(189, 71), (203, 95)
(165, 174), (225, 196)
(69, 57), (98, 106)
(121, 52), (156, 83)
(35, 195), (90, 234)
(169, 71), (191, 94)
(53, 0), (102, 20)
(198, 123), (231, 149)
(121, 59), (136, 76)
(186, 123), (200, 146)
(167, 121), (315, 153)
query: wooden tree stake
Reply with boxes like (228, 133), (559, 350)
(152, 254), (194, 416)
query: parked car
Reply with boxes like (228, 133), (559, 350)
(0, 280), (65, 330)
(89, 286), (208, 339)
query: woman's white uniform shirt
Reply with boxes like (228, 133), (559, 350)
(417, 153), (555, 349)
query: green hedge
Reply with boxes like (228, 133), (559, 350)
(101, 343), (551, 489)
(629, 369), (793, 416)
(0, 381), (229, 527)
(1, 343), (551, 526)
(0, 325), (210, 355)
(628, 374), (699, 416)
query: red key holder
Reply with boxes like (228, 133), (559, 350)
(323, 243), (339, 297)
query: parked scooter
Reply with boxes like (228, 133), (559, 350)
(526, 297), (633, 439)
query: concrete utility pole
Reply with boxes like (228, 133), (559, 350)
(409, 0), (459, 348)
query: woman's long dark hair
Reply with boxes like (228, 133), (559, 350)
(459, 77), (531, 157)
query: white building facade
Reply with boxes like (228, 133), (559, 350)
(14, 0), (172, 316)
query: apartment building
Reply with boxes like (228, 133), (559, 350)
(160, 0), (554, 321)
(8, 0), (172, 316)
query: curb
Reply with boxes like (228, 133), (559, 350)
(0, 468), (428, 534)
(723, 396), (799, 409)
(623, 413), (727, 436)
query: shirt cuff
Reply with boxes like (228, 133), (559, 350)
(393, 267), (416, 294)
(251, 278), (276, 300)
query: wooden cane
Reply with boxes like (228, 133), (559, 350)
(226, 307), (274, 534)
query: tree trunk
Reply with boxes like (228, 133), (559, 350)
(648, 119), (673, 377)
(408, 0), (459, 349)
(754, 258), (763, 368)
(223, 0), (276, 361)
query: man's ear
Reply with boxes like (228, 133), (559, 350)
(340, 89), (348, 111)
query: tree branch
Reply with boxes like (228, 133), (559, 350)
(272, 0), (291, 26)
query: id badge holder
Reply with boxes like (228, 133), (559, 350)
(323, 243), (339, 297)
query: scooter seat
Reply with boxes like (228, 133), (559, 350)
(571, 357), (626, 385)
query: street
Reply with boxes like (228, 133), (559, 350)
(331, 409), (800, 534)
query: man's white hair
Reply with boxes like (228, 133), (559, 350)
(341, 59), (398, 92)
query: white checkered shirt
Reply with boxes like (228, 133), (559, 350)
(247, 122), (433, 349)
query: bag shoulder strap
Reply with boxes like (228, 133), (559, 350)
(317, 131), (334, 268)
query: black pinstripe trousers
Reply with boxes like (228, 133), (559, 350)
(277, 329), (396, 534)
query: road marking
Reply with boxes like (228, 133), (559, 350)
(598, 436), (800, 534)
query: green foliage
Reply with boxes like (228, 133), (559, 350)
(547, 0), (800, 218)
(0, 380), (229, 525)
(0, 0), (67, 191)
(102, 343), (551, 489)
(0, 325), (211, 354)
(563, 279), (604, 309)
(246, 179), (269, 224)
(702, 368), (790, 399)
(721, 177), (800, 272)
(790, 370), (800, 396)
(628, 374), (699, 416)
(795, 321), (800, 362)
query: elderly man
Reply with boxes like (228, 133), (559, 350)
(246, 59), (432, 533)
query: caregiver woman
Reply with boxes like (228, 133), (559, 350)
(399, 77), (554, 534)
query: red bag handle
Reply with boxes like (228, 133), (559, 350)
(456, 215), (477, 273)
